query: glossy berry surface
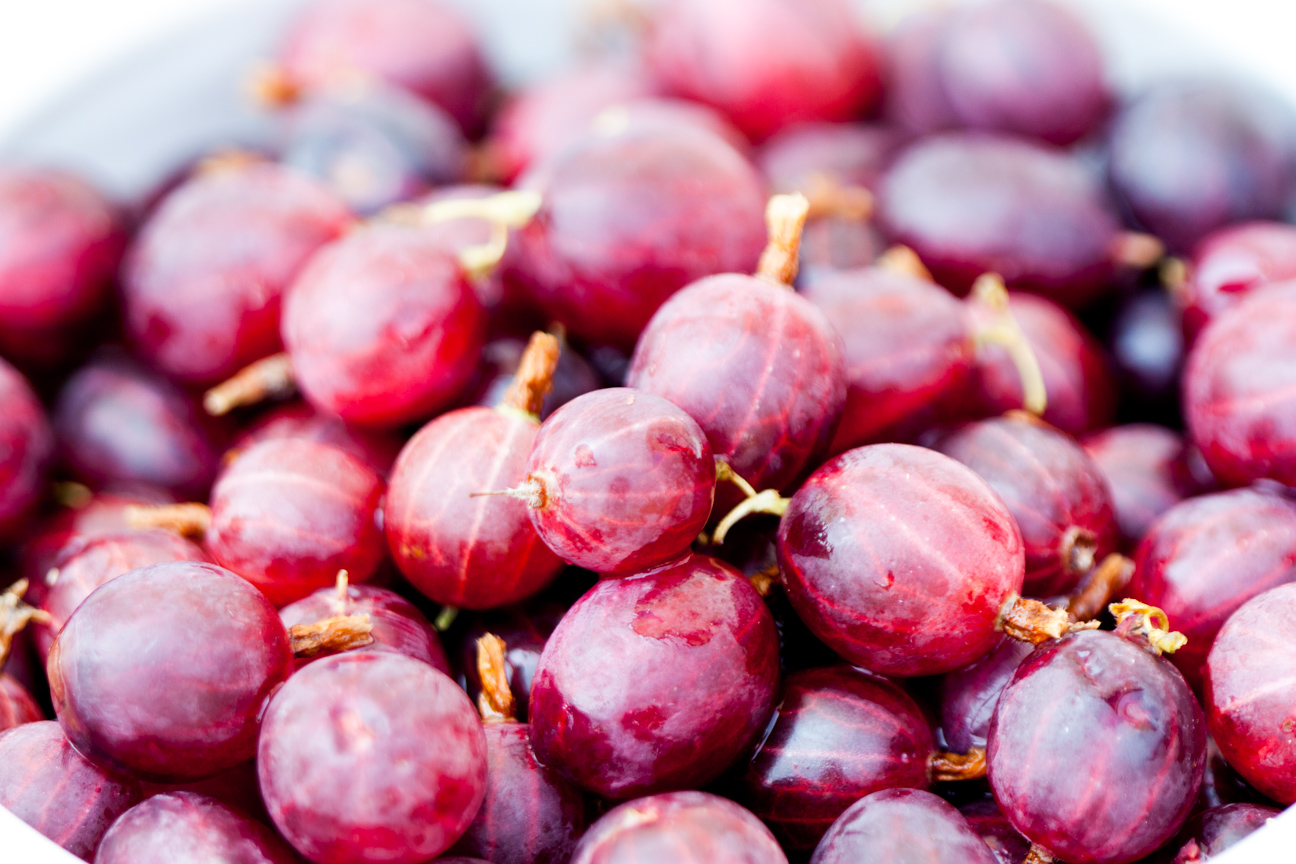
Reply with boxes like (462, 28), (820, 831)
(385, 406), (563, 609)
(878, 133), (1120, 306)
(801, 266), (971, 452)
(0, 721), (142, 860)
(627, 274), (846, 505)
(988, 629), (1206, 864)
(0, 358), (54, 542)
(282, 222), (486, 426)
(647, 0), (881, 140)
(1203, 582), (1296, 804)
(508, 124), (766, 348)
(96, 791), (301, 864)
(1172, 803), (1281, 863)
(259, 651), (488, 864)
(1106, 287), (1186, 420)
(571, 791), (787, 864)
(123, 162), (351, 385)
(810, 788), (999, 864)
(521, 388), (715, 575)
(737, 665), (934, 853)
(940, 636), (1034, 756)
(48, 562), (294, 782)
(279, 582), (449, 672)
(778, 443), (1024, 677)
(449, 721), (587, 864)
(883, 9), (960, 136)
(207, 438), (386, 606)
(0, 673), (43, 732)
(1179, 221), (1296, 340)
(234, 401), (402, 476)
(933, 414), (1118, 598)
(529, 555), (779, 799)
(1129, 487), (1296, 690)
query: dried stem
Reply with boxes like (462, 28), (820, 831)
(289, 614), (374, 658)
(125, 503), (212, 539)
(803, 172), (874, 222)
(755, 193), (810, 287)
(203, 353), (295, 416)
(246, 62), (301, 107)
(1066, 554), (1134, 622)
(929, 746), (988, 782)
(876, 245), (934, 281)
(748, 564), (779, 598)
(1110, 599), (1188, 655)
(476, 633), (516, 723)
(971, 274), (1048, 415)
(997, 595), (1097, 645)
(500, 332), (561, 419)
(434, 606), (459, 632)
(1110, 231), (1166, 270)
(713, 490), (791, 545)
(418, 190), (543, 280)
(1024, 846), (1056, 864)
(0, 580), (52, 667)
(1060, 526), (1098, 576)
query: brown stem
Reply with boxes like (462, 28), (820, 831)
(876, 245), (934, 282)
(289, 614), (374, 658)
(500, 332), (561, 419)
(803, 172), (874, 222)
(755, 193), (810, 287)
(476, 633), (516, 723)
(748, 564), (779, 598)
(970, 274), (1048, 416)
(1060, 526), (1098, 576)
(203, 353), (295, 416)
(1024, 846), (1056, 864)
(1110, 230), (1165, 270)
(125, 503), (212, 539)
(929, 746), (988, 782)
(997, 595), (1097, 645)
(1066, 554), (1134, 622)
(712, 490), (791, 545)
(1110, 599), (1187, 655)
(245, 62), (301, 107)
(0, 580), (52, 667)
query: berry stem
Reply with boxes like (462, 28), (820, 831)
(330, 570), (351, 617)
(125, 503), (213, 539)
(714, 457), (759, 500)
(434, 606), (459, 632)
(1110, 599), (1188, 655)
(1109, 230), (1165, 271)
(876, 244), (934, 282)
(289, 614), (374, 658)
(500, 331), (561, 419)
(417, 190), (543, 280)
(1024, 846), (1056, 864)
(469, 477), (547, 508)
(803, 171), (874, 222)
(929, 746), (988, 782)
(997, 595), (1097, 645)
(246, 62), (301, 107)
(203, 352), (296, 416)
(712, 489), (791, 545)
(1066, 554), (1134, 622)
(50, 481), (93, 509)
(0, 580), (52, 667)
(755, 193), (810, 287)
(1060, 525), (1098, 576)
(475, 633), (516, 723)
(970, 274), (1048, 415)
(748, 564), (779, 598)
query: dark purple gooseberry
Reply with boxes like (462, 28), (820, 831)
(810, 788), (999, 864)
(123, 161), (352, 385)
(960, 800), (1032, 864)
(280, 80), (467, 214)
(470, 336), (603, 421)
(279, 582), (449, 672)
(1130, 487), (1296, 692)
(878, 132), (1121, 307)
(277, 0), (492, 133)
(937, 0), (1108, 146)
(282, 221), (486, 427)
(778, 443), (1025, 677)
(1107, 79), (1296, 254)
(459, 601), (564, 722)
(0, 357), (53, 542)
(0, 673), (42, 732)
(508, 122), (767, 348)
(626, 272), (846, 510)
(736, 665), (935, 854)
(1185, 281), (1296, 486)
(95, 791), (301, 864)
(800, 265), (972, 452)
(258, 651), (488, 864)
(940, 637), (1034, 757)
(0, 167), (124, 366)
(1170, 803), (1282, 864)
(1104, 287), (1185, 421)
(883, 9), (960, 136)
(646, 0), (881, 141)
(518, 388), (716, 575)
(988, 628), (1207, 864)
(48, 561), (294, 782)
(53, 355), (223, 499)
(234, 401), (403, 476)
(0, 721), (142, 859)
(571, 791), (787, 864)
(529, 555), (779, 799)
(1178, 221), (1296, 340)
(1204, 582), (1296, 804)
(933, 413), (1118, 598)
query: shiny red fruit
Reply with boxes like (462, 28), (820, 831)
(1171, 803), (1282, 864)
(1179, 221), (1296, 340)
(940, 637), (1033, 756)
(0, 358), (54, 543)
(0, 674), (42, 732)
(96, 791), (301, 864)
(234, 401), (402, 476)
(811, 788), (999, 864)
(278, 582), (449, 672)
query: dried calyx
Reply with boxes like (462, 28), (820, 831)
(876, 244), (934, 281)
(1059, 524), (1098, 576)
(1024, 845), (1056, 864)
(997, 595), (1097, 646)
(929, 746), (988, 783)
(499, 331), (561, 421)
(475, 632), (516, 723)
(1066, 554), (1135, 622)
(1110, 599), (1187, 656)
(755, 193), (810, 287)
(970, 274), (1048, 416)
(125, 502), (212, 539)
(0, 579), (51, 666)
(204, 353), (295, 417)
(289, 613), (374, 658)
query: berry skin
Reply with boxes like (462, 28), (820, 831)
(95, 791), (301, 864)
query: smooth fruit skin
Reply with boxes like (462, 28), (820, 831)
(1184, 281), (1296, 487)
(933, 414), (1118, 598)
(448, 722), (587, 864)
(1129, 487), (1296, 691)
(1179, 221), (1296, 341)
(508, 124), (767, 348)
(123, 163), (351, 385)
(939, 637), (1034, 756)
(0, 357), (54, 542)
(736, 666), (934, 854)
(258, 651), (488, 864)
(883, 9), (960, 136)
(801, 267), (971, 453)
(1171, 803), (1282, 863)
(988, 630), (1206, 864)
(647, 0), (881, 141)
(48, 562), (294, 782)
(278, 583), (449, 673)
(385, 407), (563, 609)
(778, 444), (1025, 677)
(96, 791), (301, 864)
(523, 389), (716, 575)
(529, 555), (779, 799)
(0, 674), (43, 732)
(0, 721), (142, 860)
(207, 439), (386, 607)
(234, 402), (402, 477)
(282, 223), (486, 427)
(1204, 583), (1296, 804)
(810, 788), (999, 864)
(627, 274), (847, 507)
(571, 791), (787, 864)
